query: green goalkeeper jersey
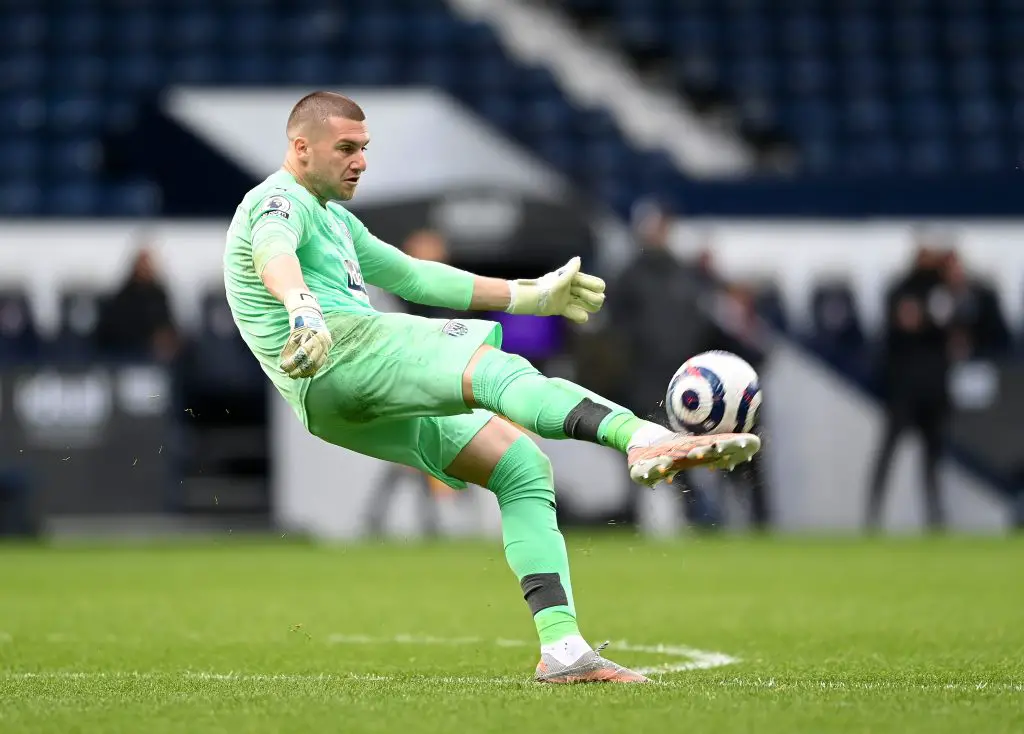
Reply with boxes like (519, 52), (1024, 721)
(223, 170), (380, 410)
(224, 170), (474, 418)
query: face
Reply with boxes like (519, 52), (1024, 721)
(294, 116), (369, 202)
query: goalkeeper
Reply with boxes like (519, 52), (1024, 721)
(224, 92), (759, 684)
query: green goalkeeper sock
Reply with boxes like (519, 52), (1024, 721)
(471, 348), (663, 454)
(488, 434), (579, 645)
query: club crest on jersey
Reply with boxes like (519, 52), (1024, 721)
(442, 320), (469, 338)
(343, 259), (367, 294)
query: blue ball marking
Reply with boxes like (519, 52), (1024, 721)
(734, 380), (761, 432)
(670, 365), (726, 435)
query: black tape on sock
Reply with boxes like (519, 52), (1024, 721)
(562, 398), (612, 443)
(520, 573), (569, 615)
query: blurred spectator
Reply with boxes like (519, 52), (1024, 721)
(866, 239), (954, 531)
(609, 199), (715, 423)
(364, 228), (456, 537)
(397, 228), (460, 322)
(943, 250), (1011, 362)
(699, 281), (773, 530)
(95, 239), (180, 363)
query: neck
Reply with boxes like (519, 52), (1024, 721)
(281, 160), (328, 207)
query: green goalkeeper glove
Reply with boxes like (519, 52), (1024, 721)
(506, 256), (606, 324)
(279, 289), (333, 379)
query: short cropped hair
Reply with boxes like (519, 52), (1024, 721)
(286, 91), (365, 136)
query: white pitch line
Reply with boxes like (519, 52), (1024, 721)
(325, 633), (740, 675)
(3, 672), (1022, 692)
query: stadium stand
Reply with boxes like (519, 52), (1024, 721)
(6, 0), (1020, 220)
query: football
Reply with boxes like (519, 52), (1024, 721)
(665, 350), (762, 436)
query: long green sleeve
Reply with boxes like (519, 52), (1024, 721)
(347, 216), (475, 311)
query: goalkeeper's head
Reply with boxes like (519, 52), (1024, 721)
(284, 91), (369, 203)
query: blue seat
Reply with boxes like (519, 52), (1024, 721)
(169, 55), (222, 85)
(951, 59), (994, 95)
(227, 56), (278, 86)
(53, 288), (103, 363)
(406, 55), (458, 89)
(50, 97), (104, 132)
(906, 137), (953, 173)
(9, 12), (45, 51)
(524, 97), (573, 136)
(837, 15), (881, 56)
(782, 14), (827, 54)
(284, 54), (335, 86)
(786, 100), (836, 137)
(189, 290), (265, 394)
(843, 140), (900, 174)
(346, 56), (400, 85)
(801, 137), (839, 173)
(890, 16), (934, 57)
(753, 281), (788, 333)
(2, 53), (45, 91)
(113, 11), (161, 53)
(408, 12), (461, 49)
(896, 59), (941, 95)
(0, 289), (41, 365)
(56, 56), (106, 92)
(957, 97), (1001, 136)
(45, 182), (99, 216)
(477, 94), (518, 131)
(962, 138), (1006, 172)
(101, 181), (160, 217)
(225, 13), (276, 50)
(809, 281), (865, 357)
(0, 138), (40, 176)
(0, 182), (41, 216)
(898, 97), (949, 138)
(47, 138), (98, 178)
(171, 11), (220, 50)
(843, 59), (887, 93)
(730, 57), (779, 95)
(846, 95), (890, 135)
(786, 57), (831, 96)
(0, 96), (45, 134)
(944, 17), (989, 56)
(671, 17), (718, 55)
(110, 55), (165, 91)
(55, 12), (103, 51)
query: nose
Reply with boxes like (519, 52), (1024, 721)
(352, 150), (367, 172)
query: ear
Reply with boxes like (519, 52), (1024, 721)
(291, 135), (310, 160)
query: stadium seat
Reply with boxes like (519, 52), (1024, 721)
(9, 0), (1023, 216)
(808, 281), (867, 371)
(52, 288), (103, 362)
(0, 290), (40, 365)
(186, 289), (264, 395)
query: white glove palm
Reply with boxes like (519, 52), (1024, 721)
(506, 256), (606, 324)
(280, 290), (333, 379)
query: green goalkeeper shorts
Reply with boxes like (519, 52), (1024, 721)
(301, 310), (503, 489)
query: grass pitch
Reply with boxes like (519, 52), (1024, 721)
(0, 533), (1022, 733)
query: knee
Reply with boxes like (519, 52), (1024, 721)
(468, 349), (541, 407)
(489, 435), (554, 506)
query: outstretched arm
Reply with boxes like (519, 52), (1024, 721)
(354, 229), (511, 311)
(351, 218), (605, 323)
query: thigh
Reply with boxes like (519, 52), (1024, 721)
(309, 407), (498, 490)
(309, 311), (503, 424)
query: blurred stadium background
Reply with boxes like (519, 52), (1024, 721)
(2, 0), (1024, 543)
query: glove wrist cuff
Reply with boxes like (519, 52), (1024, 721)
(505, 280), (520, 314)
(284, 289), (320, 315)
